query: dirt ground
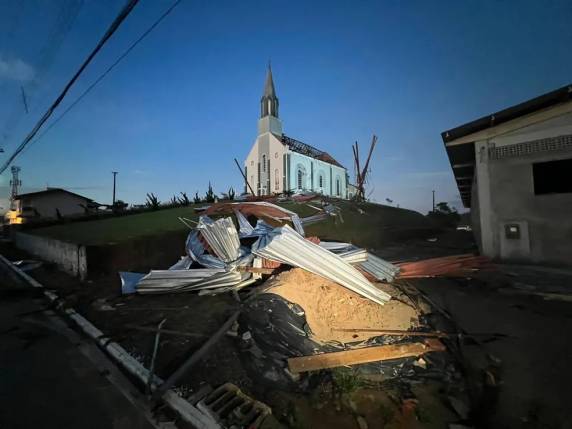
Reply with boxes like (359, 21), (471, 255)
(3, 229), (572, 428)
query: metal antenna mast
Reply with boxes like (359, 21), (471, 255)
(10, 166), (22, 210)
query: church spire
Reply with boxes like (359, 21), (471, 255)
(261, 63), (279, 118)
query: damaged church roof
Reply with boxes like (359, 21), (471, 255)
(281, 134), (345, 169)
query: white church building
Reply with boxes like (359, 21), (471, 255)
(244, 67), (349, 198)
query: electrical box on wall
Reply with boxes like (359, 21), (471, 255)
(500, 221), (530, 260)
(504, 224), (521, 239)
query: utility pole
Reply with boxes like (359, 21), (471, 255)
(432, 190), (435, 212)
(112, 171), (118, 205)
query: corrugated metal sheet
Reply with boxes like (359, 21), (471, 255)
(359, 253), (400, 282)
(135, 269), (243, 294)
(338, 248), (368, 264)
(197, 216), (240, 263)
(321, 241), (400, 282)
(252, 225), (390, 305)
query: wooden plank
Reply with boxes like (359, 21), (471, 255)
(332, 328), (450, 338)
(288, 339), (446, 373)
(236, 266), (278, 275)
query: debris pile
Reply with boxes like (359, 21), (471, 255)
(120, 201), (396, 304)
(397, 254), (493, 278)
(117, 200), (490, 393)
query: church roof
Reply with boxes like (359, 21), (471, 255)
(281, 134), (345, 169)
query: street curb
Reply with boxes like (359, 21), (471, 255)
(0, 253), (219, 429)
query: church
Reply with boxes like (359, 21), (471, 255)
(244, 66), (349, 198)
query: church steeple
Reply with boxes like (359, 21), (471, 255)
(261, 63), (279, 118)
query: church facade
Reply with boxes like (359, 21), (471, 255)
(244, 67), (349, 198)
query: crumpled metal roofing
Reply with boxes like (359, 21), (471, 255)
(338, 248), (368, 264)
(359, 253), (400, 282)
(134, 269), (244, 294)
(197, 216), (240, 263)
(202, 202), (305, 236)
(234, 210), (275, 238)
(321, 241), (401, 282)
(252, 225), (391, 305)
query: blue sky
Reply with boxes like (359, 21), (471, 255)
(0, 0), (570, 213)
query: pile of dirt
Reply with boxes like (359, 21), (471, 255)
(263, 268), (418, 344)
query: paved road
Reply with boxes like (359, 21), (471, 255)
(415, 268), (572, 429)
(0, 258), (157, 429)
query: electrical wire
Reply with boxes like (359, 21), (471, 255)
(0, 0), (140, 174)
(23, 0), (184, 156)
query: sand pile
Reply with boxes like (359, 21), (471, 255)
(263, 268), (418, 344)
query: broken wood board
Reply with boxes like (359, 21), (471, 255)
(288, 339), (446, 373)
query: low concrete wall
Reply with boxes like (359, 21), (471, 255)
(14, 232), (87, 279)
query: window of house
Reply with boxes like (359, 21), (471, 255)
(297, 169), (303, 189)
(275, 169), (279, 190)
(262, 155), (266, 172)
(533, 158), (572, 195)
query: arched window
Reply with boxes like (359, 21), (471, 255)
(336, 178), (341, 196)
(274, 169), (279, 190)
(319, 175), (323, 188)
(297, 169), (303, 190)
(262, 155), (266, 172)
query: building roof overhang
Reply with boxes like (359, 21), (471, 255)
(441, 84), (572, 208)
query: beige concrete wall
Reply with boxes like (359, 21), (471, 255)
(488, 148), (572, 265)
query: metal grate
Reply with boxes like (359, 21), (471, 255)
(490, 134), (572, 160)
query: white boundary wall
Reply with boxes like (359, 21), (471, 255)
(14, 232), (87, 280)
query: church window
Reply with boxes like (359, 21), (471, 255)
(250, 161), (254, 166)
(319, 175), (323, 188)
(275, 169), (279, 190)
(297, 169), (303, 190)
(275, 152), (278, 159)
(262, 155), (266, 172)
(336, 178), (341, 196)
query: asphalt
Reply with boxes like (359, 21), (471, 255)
(0, 258), (158, 429)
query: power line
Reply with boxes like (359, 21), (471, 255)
(0, 0), (140, 175)
(22, 0), (184, 157)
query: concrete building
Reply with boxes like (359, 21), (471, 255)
(9, 188), (100, 223)
(442, 84), (572, 266)
(244, 66), (349, 198)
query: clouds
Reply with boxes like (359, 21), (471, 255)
(0, 55), (35, 81)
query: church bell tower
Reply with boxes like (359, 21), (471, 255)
(258, 64), (283, 136)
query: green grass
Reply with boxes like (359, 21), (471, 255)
(26, 206), (199, 245)
(26, 200), (431, 248)
(300, 200), (432, 250)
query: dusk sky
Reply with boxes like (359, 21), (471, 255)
(0, 0), (570, 213)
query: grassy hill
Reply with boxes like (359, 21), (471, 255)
(25, 201), (433, 249)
